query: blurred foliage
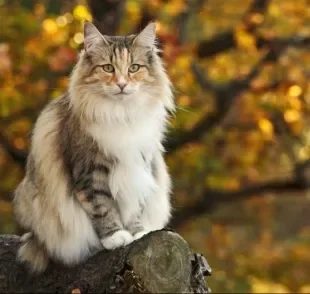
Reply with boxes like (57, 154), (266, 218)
(1, 0), (310, 292)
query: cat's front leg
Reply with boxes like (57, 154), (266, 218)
(126, 216), (151, 241)
(76, 191), (133, 249)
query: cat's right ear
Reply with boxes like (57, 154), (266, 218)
(84, 22), (109, 53)
(133, 22), (156, 48)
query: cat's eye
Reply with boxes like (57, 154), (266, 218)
(101, 64), (114, 73)
(129, 64), (140, 73)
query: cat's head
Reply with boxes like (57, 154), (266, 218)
(69, 22), (174, 122)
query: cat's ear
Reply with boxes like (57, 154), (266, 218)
(84, 22), (109, 52)
(133, 22), (156, 47)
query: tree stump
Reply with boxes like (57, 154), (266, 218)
(0, 230), (211, 293)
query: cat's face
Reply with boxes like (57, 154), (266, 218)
(70, 22), (174, 123)
(80, 22), (158, 100)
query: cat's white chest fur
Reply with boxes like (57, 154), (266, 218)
(89, 103), (166, 224)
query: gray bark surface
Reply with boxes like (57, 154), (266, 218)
(0, 230), (211, 293)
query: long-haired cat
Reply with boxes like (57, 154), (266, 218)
(13, 21), (174, 273)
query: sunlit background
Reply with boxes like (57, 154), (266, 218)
(1, 0), (310, 292)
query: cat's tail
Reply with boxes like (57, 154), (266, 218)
(17, 232), (49, 273)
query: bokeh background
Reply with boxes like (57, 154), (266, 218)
(1, 0), (310, 292)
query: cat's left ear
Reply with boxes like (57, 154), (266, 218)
(84, 21), (109, 52)
(133, 22), (156, 47)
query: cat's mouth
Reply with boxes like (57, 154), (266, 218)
(115, 91), (130, 96)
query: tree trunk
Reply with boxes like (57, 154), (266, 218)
(87, 0), (126, 35)
(0, 230), (211, 293)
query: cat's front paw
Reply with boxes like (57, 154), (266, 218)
(133, 230), (150, 241)
(20, 232), (33, 242)
(101, 230), (133, 250)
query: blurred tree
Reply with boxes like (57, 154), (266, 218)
(1, 0), (310, 292)
(87, 0), (125, 34)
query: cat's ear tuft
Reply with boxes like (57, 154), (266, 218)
(84, 22), (109, 52)
(133, 22), (156, 47)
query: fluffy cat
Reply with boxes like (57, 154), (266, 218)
(13, 21), (174, 273)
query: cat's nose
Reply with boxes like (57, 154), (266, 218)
(116, 83), (127, 91)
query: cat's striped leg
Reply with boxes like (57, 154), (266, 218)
(76, 190), (133, 249)
(125, 214), (151, 241)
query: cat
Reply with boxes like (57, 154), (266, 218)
(13, 21), (174, 273)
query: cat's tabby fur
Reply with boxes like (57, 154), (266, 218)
(13, 22), (174, 273)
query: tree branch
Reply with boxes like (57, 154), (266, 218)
(197, 0), (270, 57)
(198, 23), (310, 59)
(166, 32), (310, 155)
(191, 62), (222, 92)
(135, 5), (154, 31)
(171, 173), (310, 227)
(198, 0), (310, 58)
(0, 132), (27, 168)
(0, 231), (211, 293)
(166, 0), (301, 154)
(177, 0), (205, 45)
(166, 50), (272, 153)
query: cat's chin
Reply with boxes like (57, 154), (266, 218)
(115, 91), (131, 95)
(110, 92), (135, 101)
(114, 92), (131, 98)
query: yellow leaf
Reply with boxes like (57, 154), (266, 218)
(258, 118), (273, 139)
(126, 0), (141, 22)
(288, 85), (302, 97)
(284, 109), (300, 123)
(73, 32), (84, 44)
(299, 147), (310, 160)
(165, 0), (186, 16)
(42, 19), (58, 34)
(235, 28), (256, 50)
(56, 16), (68, 27)
(73, 5), (92, 21)
(176, 55), (191, 70)
(64, 13), (74, 23)
(249, 13), (264, 25)
(288, 96), (302, 110)
(225, 177), (240, 190)
(242, 152), (258, 166)
(178, 95), (190, 107)
(268, 3), (281, 17)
